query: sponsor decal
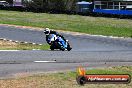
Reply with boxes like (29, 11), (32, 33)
(76, 66), (131, 85)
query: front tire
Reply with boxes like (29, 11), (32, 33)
(67, 47), (72, 51)
(67, 43), (72, 51)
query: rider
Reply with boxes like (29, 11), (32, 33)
(43, 28), (66, 45)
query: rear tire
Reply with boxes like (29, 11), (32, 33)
(50, 45), (54, 50)
(60, 48), (65, 51)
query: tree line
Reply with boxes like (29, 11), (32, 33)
(1, 0), (92, 13)
(23, 0), (78, 13)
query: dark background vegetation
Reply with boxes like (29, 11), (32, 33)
(0, 0), (85, 13)
(25, 0), (79, 13)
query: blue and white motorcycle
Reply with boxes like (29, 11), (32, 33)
(48, 34), (72, 51)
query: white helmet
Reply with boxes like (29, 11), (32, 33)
(43, 28), (50, 35)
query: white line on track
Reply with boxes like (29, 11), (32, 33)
(34, 61), (56, 63)
(32, 49), (40, 50)
(33, 43), (36, 45)
(39, 44), (42, 45)
(3, 39), (6, 41)
(0, 50), (20, 52)
(24, 42), (28, 44)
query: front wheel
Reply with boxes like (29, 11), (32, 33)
(67, 47), (72, 51)
(67, 43), (72, 51)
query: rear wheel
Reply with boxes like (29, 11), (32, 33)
(50, 45), (54, 50)
(60, 48), (65, 51)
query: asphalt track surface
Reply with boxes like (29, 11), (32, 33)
(0, 25), (132, 78)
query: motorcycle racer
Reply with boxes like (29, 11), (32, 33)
(43, 28), (66, 45)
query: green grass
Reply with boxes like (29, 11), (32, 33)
(0, 40), (50, 50)
(2, 43), (50, 50)
(0, 10), (132, 37)
(0, 66), (132, 88)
